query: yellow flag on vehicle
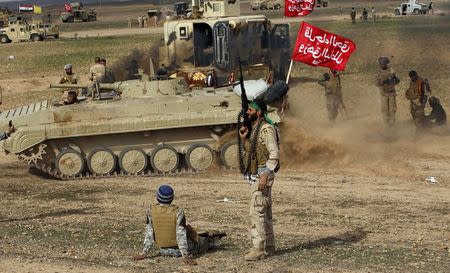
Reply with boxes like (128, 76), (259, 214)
(33, 5), (42, 14)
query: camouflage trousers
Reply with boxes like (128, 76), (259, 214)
(249, 172), (275, 252)
(410, 102), (425, 128)
(326, 93), (340, 121)
(380, 92), (396, 126)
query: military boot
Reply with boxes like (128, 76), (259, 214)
(265, 246), (275, 256)
(244, 249), (267, 261)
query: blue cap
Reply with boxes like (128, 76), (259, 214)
(157, 185), (174, 204)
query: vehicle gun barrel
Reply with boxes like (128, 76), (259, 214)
(50, 82), (122, 91)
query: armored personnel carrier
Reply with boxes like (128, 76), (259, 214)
(0, 70), (288, 180)
(159, 0), (291, 84)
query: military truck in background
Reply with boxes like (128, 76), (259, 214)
(60, 2), (97, 23)
(30, 19), (59, 39)
(0, 14), (44, 43)
(159, 0), (291, 85)
(250, 0), (282, 10)
(394, 0), (429, 15)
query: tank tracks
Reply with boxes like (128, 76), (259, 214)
(17, 142), (238, 180)
(30, 160), (204, 180)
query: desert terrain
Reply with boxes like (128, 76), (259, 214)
(0, 0), (449, 272)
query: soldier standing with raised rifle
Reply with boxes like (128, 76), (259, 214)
(237, 60), (280, 261)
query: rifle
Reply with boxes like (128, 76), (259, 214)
(238, 57), (251, 133)
(237, 57), (252, 174)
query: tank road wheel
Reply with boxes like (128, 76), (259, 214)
(220, 140), (239, 169)
(0, 35), (9, 44)
(150, 144), (179, 173)
(87, 148), (117, 175)
(186, 144), (214, 171)
(56, 149), (85, 177)
(119, 148), (148, 175)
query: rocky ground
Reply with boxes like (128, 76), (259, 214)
(0, 1), (449, 272)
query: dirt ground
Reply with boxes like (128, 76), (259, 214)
(1, 1), (450, 272)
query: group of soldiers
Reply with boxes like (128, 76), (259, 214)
(59, 56), (116, 86)
(316, 56), (447, 131)
(350, 6), (376, 23)
(376, 56), (446, 130)
(57, 57), (116, 105)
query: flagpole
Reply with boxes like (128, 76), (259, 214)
(285, 59), (294, 84)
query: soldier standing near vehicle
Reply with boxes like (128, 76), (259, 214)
(405, 70), (430, 128)
(239, 100), (280, 261)
(89, 57), (105, 83)
(318, 71), (343, 122)
(59, 64), (79, 84)
(132, 185), (226, 265)
(100, 58), (116, 83)
(376, 57), (400, 127)
(350, 7), (356, 23)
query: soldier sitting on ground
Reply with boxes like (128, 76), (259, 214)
(133, 185), (226, 265)
(426, 96), (447, 126)
(59, 64), (79, 84)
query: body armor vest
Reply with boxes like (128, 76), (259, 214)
(151, 204), (178, 248)
(378, 68), (396, 93)
(244, 121), (271, 175)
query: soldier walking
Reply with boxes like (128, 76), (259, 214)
(318, 71), (343, 121)
(376, 57), (400, 126)
(239, 100), (280, 261)
(405, 70), (430, 128)
(350, 7), (356, 23)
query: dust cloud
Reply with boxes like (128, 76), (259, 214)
(278, 78), (449, 178)
(110, 43), (160, 81)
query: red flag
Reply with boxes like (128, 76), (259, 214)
(291, 22), (357, 71)
(64, 3), (73, 12)
(285, 0), (316, 17)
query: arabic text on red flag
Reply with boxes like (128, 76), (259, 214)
(64, 3), (73, 12)
(285, 0), (315, 17)
(292, 22), (356, 71)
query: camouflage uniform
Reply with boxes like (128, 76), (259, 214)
(318, 74), (342, 121)
(405, 77), (429, 128)
(103, 66), (116, 83)
(141, 203), (209, 257)
(89, 63), (106, 83)
(243, 120), (279, 259)
(59, 72), (79, 84)
(376, 66), (399, 126)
